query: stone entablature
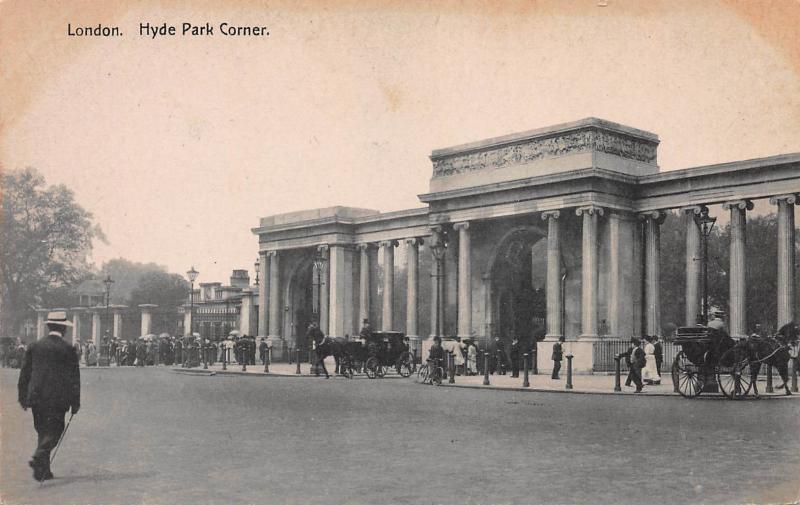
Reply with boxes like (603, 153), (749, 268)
(428, 118), (659, 193)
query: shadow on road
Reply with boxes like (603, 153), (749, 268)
(43, 470), (157, 488)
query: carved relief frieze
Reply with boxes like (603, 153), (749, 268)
(431, 128), (657, 178)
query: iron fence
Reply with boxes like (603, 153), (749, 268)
(592, 340), (678, 373)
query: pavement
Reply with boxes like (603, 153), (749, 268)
(166, 359), (800, 399)
(2, 366), (799, 505)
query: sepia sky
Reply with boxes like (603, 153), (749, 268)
(2, 0), (799, 283)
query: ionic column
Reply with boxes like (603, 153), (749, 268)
(316, 245), (329, 334)
(770, 194), (798, 327)
(576, 205), (603, 339)
(358, 244), (371, 326)
(542, 211), (563, 339)
(640, 210), (666, 336)
(722, 199), (753, 339)
(453, 222), (472, 338)
(71, 307), (85, 345)
(405, 238), (421, 337)
(682, 206), (704, 326)
(328, 245), (354, 338)
(113, 306), (125, 339)
(36, 309), (47, 340)
(139, 304), (157, 336)
(379, 241), (396, 331)
(268, 251), (281, 337)
(606, 212), (622, 337)
(258, 251), (269, 337)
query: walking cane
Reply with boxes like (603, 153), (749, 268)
(50, 413), (74, 466)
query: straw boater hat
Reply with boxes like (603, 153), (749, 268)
(46, 311), (73, 336)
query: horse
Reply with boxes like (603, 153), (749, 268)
(313, 337), (365, 378)
(745, 322), (798, 397)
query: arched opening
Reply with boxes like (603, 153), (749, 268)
(285, 259), (314, 350)
(488, 228), (547, 349)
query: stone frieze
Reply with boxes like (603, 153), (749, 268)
(432, 128), (657, 178)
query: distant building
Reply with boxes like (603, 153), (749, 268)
(181, 269), (259, 340)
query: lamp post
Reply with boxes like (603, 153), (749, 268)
(102, 275), (114, 367)
(312, 252), (327, 326)
(431, 233), (447, 338)
(695, 207), (717, 325)
(186, 266), (199, 366)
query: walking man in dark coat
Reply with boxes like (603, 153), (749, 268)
(18, 311), (81, 481)
(551, 336), (564, 379)
(509, 337), (521, 378)
(652, 335), (663, 378)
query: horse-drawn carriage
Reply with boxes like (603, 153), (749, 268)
(672, 324), (796, 399)
(316, 331), (415, 379)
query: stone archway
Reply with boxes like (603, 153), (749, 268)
(485, 226), (548, 348)
(283, 257), (314, 350)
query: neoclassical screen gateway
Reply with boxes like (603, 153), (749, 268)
(261, 118), (795, 371)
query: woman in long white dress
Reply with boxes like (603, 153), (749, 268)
(642, 336), (660, 385)
(467, 343), (478, 375)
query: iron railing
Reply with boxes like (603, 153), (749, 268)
(592, 340), (678, 373)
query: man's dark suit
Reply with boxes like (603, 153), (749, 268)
(18, 334), (81, 477)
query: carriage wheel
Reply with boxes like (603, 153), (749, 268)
(431, 366), (443, 386)
(365, 357), (380, 379)
(672, 351), (705, 398)
(340, 358), (354, 379)
(717, 347), (752, 399)
(397, 352), (415, 378)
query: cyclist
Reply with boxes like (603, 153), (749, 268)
(427, 336), (445, 384)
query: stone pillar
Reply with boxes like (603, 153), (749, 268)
(268, 250), (281, 337)
(640, 210), (666, 336)
(139, 304), (157, 336)
(183, 305), (191, 335)
(258, 251), (269, 337)
(542, 211), (562, 340)
(682, 206), (704, 326)
(405, 238), (421, 337)
(453, 222), (471, 338)
(607, 212), (622, 337)
(239, 290), (253, 336)
(771, 194), (797, 327)
(92, 309), (101, 342)
(723, 199), (753, 339)
(380, 241), (396, 331)
(71, 308), (85, 345)
(358, 243), (371, 326)
(36, 309), (47, 340)
(113, 306), (125, 339)
(576, 205), (603, 340)
(328, 245), (355, 338)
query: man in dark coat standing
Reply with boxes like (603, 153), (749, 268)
(18, 311), (81, 481)
(551, 336), (564, 379)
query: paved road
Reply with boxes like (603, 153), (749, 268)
(1, 367), (798, 505)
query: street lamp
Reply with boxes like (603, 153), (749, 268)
(312, 252), (327, 326)
(254, 257), (260, 286)
(431, 232), (447, 338)
(102, 275), (114, 366)
(695, 206), (717, 325)
(186, 266), (199, 366)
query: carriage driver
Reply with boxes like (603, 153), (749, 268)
(357, 318), (372, 346)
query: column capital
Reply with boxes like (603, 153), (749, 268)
(316, 244), (329, 255)
(453, 221), (470, 231)
(266, 250), (279, 258)
(357, 242), (374, 252)
(769, 194), (799, 206)
(138, 304), (158, 309)
(575, 205), (604, 217)
(680, 205), (707, 216)
(111, 305), (128, 312)
(637, 210), (667, 224)
(541, 210), (561, 220)
(378, 240), (398, 248)
(405, 237), (424, 246)
(70, 307), (87, 313)
(722, 199), (754, 211)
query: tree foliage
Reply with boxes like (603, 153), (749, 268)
(1, 168), (103, 334)
(129, 270), (190, 309)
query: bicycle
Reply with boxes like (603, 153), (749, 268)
(417, 359), (444, 386)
